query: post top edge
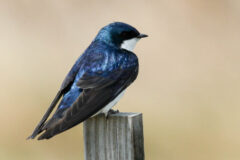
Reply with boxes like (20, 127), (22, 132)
(109, 112), (142, 117)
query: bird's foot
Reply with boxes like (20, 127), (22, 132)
(105, 109), (119, 119)
(109, 109), (119, 114)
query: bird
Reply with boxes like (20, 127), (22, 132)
(28, 22), (148, 140)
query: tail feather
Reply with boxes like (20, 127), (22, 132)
(37, 120), (63, 140)
(36, 89), (113, 140)
(27, 91), (62, 139)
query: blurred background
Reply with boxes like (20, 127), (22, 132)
(1, 0), (240, 159)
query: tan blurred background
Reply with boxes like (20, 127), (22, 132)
(1, 0), (240, 159)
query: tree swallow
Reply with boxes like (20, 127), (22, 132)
(28, 22), (148, 140)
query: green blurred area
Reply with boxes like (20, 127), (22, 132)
(1, 0), (240, 159)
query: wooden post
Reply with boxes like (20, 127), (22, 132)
(83, 112), (144, 160)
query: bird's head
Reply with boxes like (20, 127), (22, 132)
(95, 22), (148, 52)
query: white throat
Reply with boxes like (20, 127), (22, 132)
(120, 38), (139, 52)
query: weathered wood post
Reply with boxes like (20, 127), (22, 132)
(83, 112), (144, 160)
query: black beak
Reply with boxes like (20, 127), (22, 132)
(137, 34), (148, 38)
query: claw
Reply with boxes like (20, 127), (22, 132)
(108, 109), (119, 118)
(104, 109), (119, 119)
(109, 109), (119, 114)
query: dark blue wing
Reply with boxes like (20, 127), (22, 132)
(53, 41), (138, 115)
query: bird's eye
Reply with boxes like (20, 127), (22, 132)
(120, 31), (138, 39)
(120, 31), (128, 38)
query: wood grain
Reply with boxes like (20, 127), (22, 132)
(83, 112), (144, 160)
